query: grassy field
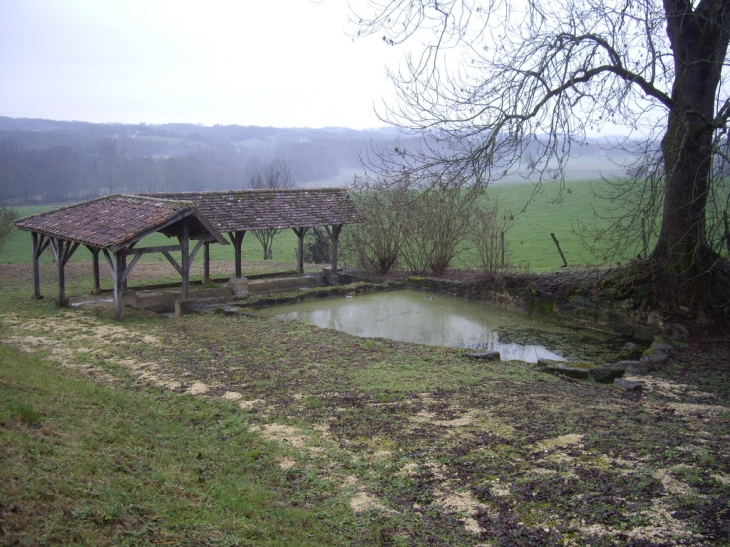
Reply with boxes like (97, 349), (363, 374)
(1, 257), (729, 545)
(1, 205), (305, 269)
(0, 180), (640, 272)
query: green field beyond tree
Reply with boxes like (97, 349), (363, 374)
(1, 180), (649, 272)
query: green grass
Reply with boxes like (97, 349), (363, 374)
(0, 344), (364, 546)
(0, 260), (729, 545)
(1, 205), (304, 266)
(492, 179), (641, 272)
(3, 179), (727, 273)
(1, 181), (622, 272)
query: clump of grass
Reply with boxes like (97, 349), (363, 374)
(2, 390), (42, 424)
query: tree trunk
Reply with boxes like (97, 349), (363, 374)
(652, 0), (730, 307)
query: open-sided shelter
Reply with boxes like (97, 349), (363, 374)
(15, 194), (227, 320)
(15, 187), (363, 321)
(143, 188), (363, 278)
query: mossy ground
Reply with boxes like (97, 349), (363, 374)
(1, 261), (729, 546)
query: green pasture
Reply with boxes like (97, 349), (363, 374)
(1, 205), (304, 268)
(0, 180), (659, 272)
(492, 179), (634, 271)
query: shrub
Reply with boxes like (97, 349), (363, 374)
(470, 196), (513, 276)
(0, 207), (18, 254)
(342, 176), (407, 273)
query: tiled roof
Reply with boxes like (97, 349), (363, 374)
(143, 188), (363, 231)
(15, 194), (225, 249)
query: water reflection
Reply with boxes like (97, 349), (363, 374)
(261, 290), (635, 364)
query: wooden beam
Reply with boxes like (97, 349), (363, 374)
(123, 245), (183, 256)
(108, 207), (195, 252)
(180, 223), (190, 300)
(228, 231), (245, 278)
(60, 241), (80, 267)
(102, 248), (126, 321)
(48, 237), (72, 307)
(86, 245), (102, 294)
(162, 251), (183, 275)
(203, 242), (211, 284)
(325, 224), (343, 273)
(292, 227), (309, 273)
(31, 232), (48, 299)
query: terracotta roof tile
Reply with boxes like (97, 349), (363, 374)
(14, 194), (222, 248)
(143, 188), (363, 231)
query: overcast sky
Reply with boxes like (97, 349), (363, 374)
(0, 0), (404, 129)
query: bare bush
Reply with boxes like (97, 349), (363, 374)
(342, 176), (407, 273)
(0, 207), (18, 254)
(470, 197), (513, 276)
(400, 185), (481, 276)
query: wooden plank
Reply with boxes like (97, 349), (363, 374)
(123, 245), (183, 256)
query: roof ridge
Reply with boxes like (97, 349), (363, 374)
(116, 193), (196, 207)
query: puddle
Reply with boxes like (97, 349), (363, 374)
(260, 290), (641, 363)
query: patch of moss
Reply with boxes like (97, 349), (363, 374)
(531, 300), (554, 315)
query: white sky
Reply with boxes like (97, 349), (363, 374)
(0, 0), (404, 129)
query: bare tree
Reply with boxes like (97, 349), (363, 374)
(353, 0), (730, 315)
(246, 159), (296, 259)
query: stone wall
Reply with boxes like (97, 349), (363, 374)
(404, 277), (658, 341)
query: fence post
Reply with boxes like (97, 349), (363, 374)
(501, 231), (505, 266)
(550, 233), (568, 268)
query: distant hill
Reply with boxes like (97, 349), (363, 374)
(0, 116), (635, 204)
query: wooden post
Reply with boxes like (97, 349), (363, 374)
(180, 223), (190, 300)
(327, 224), (343, 272)
(86, 245), (102, 294)
(501, 231), (505, 266)
(550, 233), (568, 268)
(31, 231), (48, 299)
(724, 211), (730, 255)
(641, 218), (649, 258)
(292, 227), (309, 274)
(113, 250), (124, 321)
(203, 242), (211, 284)
(56, 240), (67, 306)
(228, 231), (245, 278)
(120, 253), (128, 291)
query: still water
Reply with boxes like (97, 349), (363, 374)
(260, 290), (638, 364)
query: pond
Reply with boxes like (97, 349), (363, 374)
(259, 290), (642, 364)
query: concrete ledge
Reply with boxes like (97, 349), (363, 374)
(134, 287), (235, 312)
(248, 275), (326, 295)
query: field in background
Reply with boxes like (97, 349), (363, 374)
(1, 179), (646, 273)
